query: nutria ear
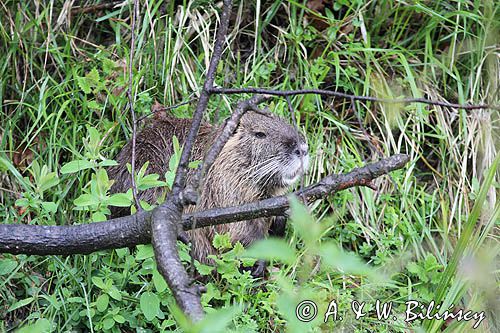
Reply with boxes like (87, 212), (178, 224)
(152, 100), (168, 120)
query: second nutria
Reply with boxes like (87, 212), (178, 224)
(108, 108), (309, 266)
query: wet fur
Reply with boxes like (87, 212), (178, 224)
(108, 111), (307, 264)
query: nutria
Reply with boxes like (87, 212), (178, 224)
(108, 109), (309, 267)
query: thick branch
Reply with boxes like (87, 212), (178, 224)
(171, 0), (234, 202)
(0, 154), (409, 255)
(151, 201), (204, 321)
(208, 87), (499, 111)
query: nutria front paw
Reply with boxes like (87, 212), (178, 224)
(250, 259), (267, 278)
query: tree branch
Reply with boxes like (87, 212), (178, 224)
(208, 87), (500, 111)
(0, 154), (410, 255)
(151, 201), (204, 321)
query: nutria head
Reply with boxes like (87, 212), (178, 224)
(219, 110), (309, 195)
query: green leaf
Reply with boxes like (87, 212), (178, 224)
(98, 159), (119, 167)
(244, 238), (296, 264)
(195, 262), (214, 276)
(194, 306), (241, 333)
(137, 173), (167, 191)
(172, 135), (180, 154)
(41, 201), (57, 213)
(108, 193), (132, 207)
(107, 286), (122, 301)
(407, 262), (420, 275)
(320, 243), (378, 279)
(165, 171), (175, 189)
(91, 277), (106, 290)
(61, 160), (94, 174)
(87, 100), (100, 110)
(8, 297), (34, 312)
(17, 318), (51, 333)
(136, 161), (150, 179)
(39, 172), (60, 192)
(136, 245), (154, 260)
(152, 269), (168, 293)
(87, 126), (101, 148)
(212, 233), (232, 250)
(74, 194), (98, 207)
(114, 247), (128, 258)
(288, 196), (321, 247)
(15, 197), (29, 208)
(86, 68), (100, 84)
(188, 160), (201, 169)
(102, 58), (116, 74)
(140, 200), (155, 211)
(96, 294), (109, 312)
(77, 76), (91, 94)
(113, 314), (125, 323)
(102, 317), (115, 330)
(0, 259), (18, 275)
(92, 212), (107, 222)
(168, 154), (179, 173)
(140, 292), (160, 321)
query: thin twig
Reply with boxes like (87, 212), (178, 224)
(135, 98), (194, 123)
(208, 87), (500, 111)
(127, 0), (141, 210)
(285, 95), (298, 129)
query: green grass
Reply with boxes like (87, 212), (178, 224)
(0, 0), (498, 332)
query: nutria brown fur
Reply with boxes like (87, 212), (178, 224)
(108, 110), (309, 264)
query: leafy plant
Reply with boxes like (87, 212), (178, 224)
(15, 161), (60, 222)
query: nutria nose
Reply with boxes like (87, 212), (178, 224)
(293, 143), (308, 157)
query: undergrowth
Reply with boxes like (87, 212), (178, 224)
(0, 0), (498, 332)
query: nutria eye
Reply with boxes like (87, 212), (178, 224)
(254, 132), (266, 138)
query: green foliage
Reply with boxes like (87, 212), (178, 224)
(1, 0), (498, 332)
(14, 161), (60, 223)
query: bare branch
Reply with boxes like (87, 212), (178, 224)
(151, 201), (204, 321)
(209, 87), (500, 111)
(0, 154), (410, 255)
